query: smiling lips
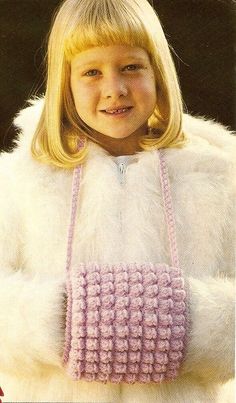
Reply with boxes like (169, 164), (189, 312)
(101, 106), (133, 115)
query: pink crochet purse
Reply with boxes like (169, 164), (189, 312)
(63, 149), (189, 383)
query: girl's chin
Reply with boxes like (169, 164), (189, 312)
(90, 130), (139, 140)
(92, 126), (148, 140)
(102, 133), (134, 140)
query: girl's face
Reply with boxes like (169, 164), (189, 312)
(70, 45), (157, 139)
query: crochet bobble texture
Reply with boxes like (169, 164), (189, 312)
(66, 262), (187, 383)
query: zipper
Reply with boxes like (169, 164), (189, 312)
(118, 162), (127, 185)
(117, 161), (127, 234)
(115, 159), (129, 236)
(114, 156), (138, 234)
(115, 155), (135, 185)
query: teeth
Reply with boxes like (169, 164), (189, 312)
(106, 108), (128, 114)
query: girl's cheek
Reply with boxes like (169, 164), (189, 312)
(75, 84), (92, 98)
(134, 80), (155, 94)
(133, 73), (155, 88)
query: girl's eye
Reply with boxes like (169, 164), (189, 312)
(124, 64), (142, 71)
(84, 69), (100, 77)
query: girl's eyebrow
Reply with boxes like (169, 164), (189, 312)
(74, 61), (101, 69)
(73, 56), (149, 70)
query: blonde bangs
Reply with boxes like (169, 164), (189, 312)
(64, 0), (153, 60)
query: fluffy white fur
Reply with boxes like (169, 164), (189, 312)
(0, 98), (235, 402)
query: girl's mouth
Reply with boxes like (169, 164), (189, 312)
(101, 107), (133, 115)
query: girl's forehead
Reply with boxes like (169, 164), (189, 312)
(70, 44), (150, 66)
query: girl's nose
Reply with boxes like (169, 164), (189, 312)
(101, 74), (128, 99)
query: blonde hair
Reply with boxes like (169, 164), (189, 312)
(32, 0), (189, 168)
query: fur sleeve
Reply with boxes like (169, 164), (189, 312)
(181, 154), (235, 383)
(0, 157), (65, 377)
(181, 276), (235, 383)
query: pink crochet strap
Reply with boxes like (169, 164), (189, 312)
(63, 137), (85, 363)
(63, 164), (83, 363)
(65, 165), (82, 274)
(158, 149), (180, 268)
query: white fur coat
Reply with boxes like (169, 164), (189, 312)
(0, 98), (235, 402)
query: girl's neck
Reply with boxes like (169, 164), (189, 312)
(88, 130), (144, 157)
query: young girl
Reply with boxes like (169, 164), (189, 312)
(0, 0), (235, 402)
